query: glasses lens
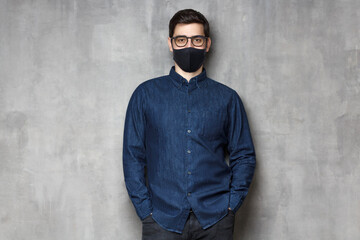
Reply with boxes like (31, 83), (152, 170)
(192, 36), (205, 47)
(175, 36), (187, 47)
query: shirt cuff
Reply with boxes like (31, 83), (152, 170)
(137, 200), (153, 221)
(229, 193), (244, 213)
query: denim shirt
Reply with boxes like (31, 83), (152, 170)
(122, 66), (256, 234)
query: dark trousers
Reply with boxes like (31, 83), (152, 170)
(142, 210), (235, 240)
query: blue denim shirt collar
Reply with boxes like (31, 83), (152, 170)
(169, 66), (208, 89)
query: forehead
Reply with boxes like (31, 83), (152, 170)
(173, 23), (205, 36)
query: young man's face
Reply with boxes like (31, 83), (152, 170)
(167, 23), (211, 52)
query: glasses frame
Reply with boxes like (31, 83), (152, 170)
(171, 35), (208, 48)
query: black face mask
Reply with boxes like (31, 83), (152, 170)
(173, 47), (206, 72)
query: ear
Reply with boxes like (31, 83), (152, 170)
(206, 37), (212, 52)
(168, 37), (173, 52)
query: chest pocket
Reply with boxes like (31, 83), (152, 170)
(198, 110), (226, 140)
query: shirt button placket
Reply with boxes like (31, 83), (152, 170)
(186, 85), (192, 199)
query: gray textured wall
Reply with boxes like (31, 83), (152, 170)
(0, 0), (359, 239)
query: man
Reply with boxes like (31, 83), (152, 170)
(123, 9), (256, 239)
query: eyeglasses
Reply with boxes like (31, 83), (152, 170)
(171, 35), (208, 47)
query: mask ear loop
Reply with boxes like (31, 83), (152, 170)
(170, 37), (174, 52)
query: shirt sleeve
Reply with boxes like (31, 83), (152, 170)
(226, 90), (256, 213)
(122, 84), (152, 220)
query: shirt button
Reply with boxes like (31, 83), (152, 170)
(187, 109), (191, 113)
(188, 192), (191, 196)
(187, 129), (191, 133)
(188, 171), (191, 175)
(187, 150), (191, 153)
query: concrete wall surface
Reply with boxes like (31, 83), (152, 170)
(0, 0), (359, 239)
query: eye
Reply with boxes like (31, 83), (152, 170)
(193, 37), (204, 45)
(176, 37), (186, 42)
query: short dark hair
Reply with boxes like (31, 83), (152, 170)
(169, 9), (210, 38)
